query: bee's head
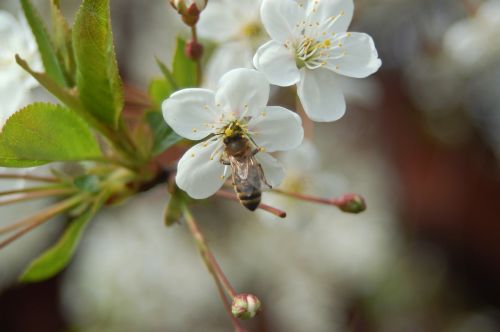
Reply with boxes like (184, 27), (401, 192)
(223, 121), (244, 139)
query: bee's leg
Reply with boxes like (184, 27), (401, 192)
(219, 154), (231, 166)
(258, 164), (273, 189)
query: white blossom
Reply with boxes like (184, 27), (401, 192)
(0, 10), (41, 128)
(253, 0), (381, 122)
(198, 0), (265, 86)
(162, 68), (304, 199)
(443, 0), (500, 71)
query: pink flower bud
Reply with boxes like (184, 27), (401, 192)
(185, 40), (204, 61)
(231, 293), (262, 320)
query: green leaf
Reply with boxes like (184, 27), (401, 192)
(20, 194), (107, 282)
(148, 78), (173, 108)
(146, 111), (183, 156)
(172, 38), (197, 88)
(0, 103), (102, 166)
(20, 0), (67, 87)
(73, 0), (124, 128)
(50, 0), (75, 86)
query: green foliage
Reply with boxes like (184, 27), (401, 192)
(20, 0), (68, 87)
(172, 38), (198, 88)
(164, 188), (191, 227)
(148, 78), (173, 108)
(74, 175), (101, 193)
(0, 103), (102, 167)
(50, 0), (76, 86)
(146, 111), (183, 156)
(20, 195), (107, 282)
(73, 0), (124, 129)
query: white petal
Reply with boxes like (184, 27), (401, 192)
(327, 32), (381, 78)
(204, 41), (253, 89)
(162, 89), (218, 140)
(215, 68), (269, 116)
(308, 0), (354, 34)
(197, 2), (241, 42)
(248, 106), (303, 152)
(297, 68), (346, 122)
(253, 40), (300, 87)
(176, 140), (227, 199)
(260, 0), (304, 43)
(254, 152), (285, 188)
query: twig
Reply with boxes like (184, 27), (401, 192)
(0, 188), (76, 208)
(0, 173), (60, 183)
(0, 184), (67, 197)
(182, 206), (246, 332)
(0, 195), (84, 249)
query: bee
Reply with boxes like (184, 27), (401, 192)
(220, 122), (271, 211)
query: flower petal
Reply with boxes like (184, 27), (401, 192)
(248, 106), (303, 152)
(176, 139), (227, 199)
(253, 40), (300, 87)
(197, 2), (241, 42)
(308, 0), (354, 34)
(204, 41), (254, 89)
(260, 0), (304, 43)
(215, 68), (269, 116)
(297, 68), (346, 122)
(254, 152), (285, 188)
(162, 88), (218, 140)
(327, 32), (381, 78)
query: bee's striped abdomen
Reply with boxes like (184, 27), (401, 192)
(234, 182), (261, 211)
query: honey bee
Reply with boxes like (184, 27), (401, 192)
(220, 122), (271, 211)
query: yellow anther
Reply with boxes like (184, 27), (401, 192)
(347, 32), (352, 37)
(260, 111), (267, 116)
(191, 153), (195, 158)
(323, 39), (331, 47)
(192, 128), (198, 132)
(224, 127), (234, 137)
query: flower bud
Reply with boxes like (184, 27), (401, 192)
(231, 293), (261, 320)
(170, 0), (207, 26)
(337, 194), (366, 214)
(185, 40), (204, 61)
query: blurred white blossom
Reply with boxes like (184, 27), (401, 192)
(444, 0), (500, 71)
(0, 10), (41, 128)
(198, 0), (264, 87)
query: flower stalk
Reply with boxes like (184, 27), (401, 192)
(0, 194), (86, 249)
(272, 189), (367, 214)
(182, 205), (247, 331)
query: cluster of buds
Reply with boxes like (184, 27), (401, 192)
(170, 0), (207, 26)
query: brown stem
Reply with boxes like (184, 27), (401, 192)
(0, 188), (76, 208)
(215, 190), (287, 218)
(182, 206), (246, 332)
(271, 189), (366, 213)
(0, 185), (67, 197)
(191, 26), (203, 86)
(0, 173), (60, 183)
(0, 195), (84, 248)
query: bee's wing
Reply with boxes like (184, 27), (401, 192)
(230, 156), (271, 191)
(251, 156), (272, 190)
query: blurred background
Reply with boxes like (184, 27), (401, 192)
(1, 0), (500, 331)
